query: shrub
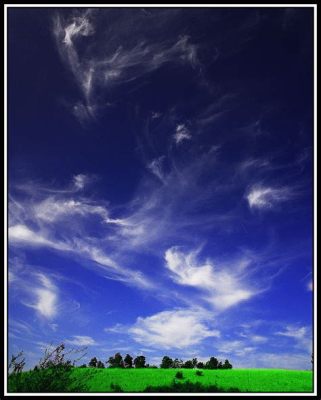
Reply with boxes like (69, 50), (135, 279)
(196, 370), (203, 376)
(144, 380), (240, 393)
(175, 371), (184, 379)
(110, 383), (123, 392)
(8, 343), (88, 393)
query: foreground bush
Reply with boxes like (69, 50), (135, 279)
(8, 343), (88, 393)
(175, 371), (184, 379)
(8, 366), (87, 393)
(144, 380), (240, 393)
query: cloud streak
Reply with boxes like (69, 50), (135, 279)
(24, 273), (59, 319)
(246, 185), (292, 210)
(165, 247), (256, 310)
(53, 10), (200, 122)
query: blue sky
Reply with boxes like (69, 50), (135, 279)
(8, 7), (314, 370)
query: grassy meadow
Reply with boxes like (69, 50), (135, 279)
(9, 367), (313, 393)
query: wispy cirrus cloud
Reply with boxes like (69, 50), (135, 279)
(66, 335), (96, 346)
(164, 246), (257, 310)
(246, 185), (292, 210)
(9, 224), (69, 251)
(9, 178), (153, 290)
(53, 10), (200, 122)
(23, 273), (59, 319)
(174, 124), (192, 144)
(275, 325), (312, 353)
(147, 156), (166, 183)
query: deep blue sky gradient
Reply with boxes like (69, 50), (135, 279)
(8, 7), (314, 370)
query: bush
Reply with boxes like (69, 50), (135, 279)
(144, 380), (240, 393)
(196, 370), (203, 376)
(8, 343), (88, 393)
(175, 371), (184, 379)
(8, 366), (86, 393)
(110, 383), (123, 392)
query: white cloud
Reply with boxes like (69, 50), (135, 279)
(9, 195), (152, 290)
(54, 10), (199, 122)
(218, 340), (256, 357)
(276, 325), (312, 353)
(25, 273), (58, 319)
(276, 325), (307, 340)
(238, 158), (270, 174)
(174, 124), (192, 144)
(73, 174), (89, 190)
(34, 197), (108, 223)
(66, 335), (96, 346)
(128, 308), (219, 349)
(307, 280), (313, 291)
(9, 320), (34, 336)
(62, 15), (94, 46)
(9, 224), (70, 251)
(8, 270), (16, 283)
(151, 111), (162, 119)
(165, 247), (255, 310)
(246, 185), (291, 209)
(148, 156), (166, 183)
(249, 335), (268, 343)
(234, 351), (311, 370)
(239, 331), (268, 343)
(49, 323), (59, 332)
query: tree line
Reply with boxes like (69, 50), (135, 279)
(85, 353), (232, 370)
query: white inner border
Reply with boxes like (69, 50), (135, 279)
(3, 3), (317, 397)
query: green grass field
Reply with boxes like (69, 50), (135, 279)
(10, 367), (312, 393)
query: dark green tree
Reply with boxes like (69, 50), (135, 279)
(124, 354), (133, 368)
(108, 353), (124, 368)
(223, 359), (232, 369)
(196, 361), (204, 369)
(89, 357), (98, 368)
(134, 355), (146, 368)
(160, 356), (174, 369)
(97, 360), (105, 368)
(173, 358), (183, 368)
(205, 357), (219, 370)
(183, 360), (194, 369)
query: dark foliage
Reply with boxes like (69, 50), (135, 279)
(110, 383), (124, 392)
(144, 380), (241, 393)
(89, 357), (98, 368)
(134, 355), (146, 368)
(96, 360), (105, 368)
(196, 370), (203, 376)
(8, 343), (88, 393)
(205, 356), (219, 370)
(8, 351), (26, 374)
(173, 358), (184, 368)
(183, 360), (194, 369)
(124, 354), (133, 368)
(108, 353), (124, 368)
(160, 356), (174, 369)
(222, 359), (233, 369)
(175, 371), (184, 379)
